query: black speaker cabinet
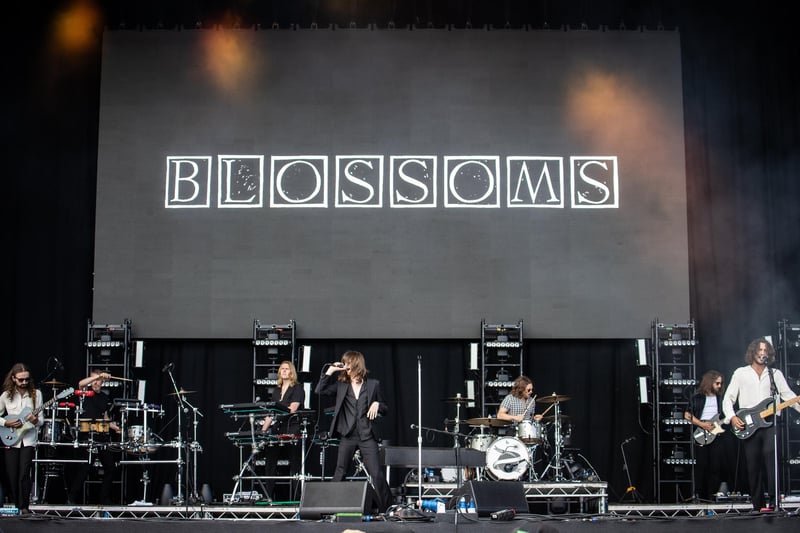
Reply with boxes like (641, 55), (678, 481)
(448, 481), (528, 517)
(298, 481), (379, 519)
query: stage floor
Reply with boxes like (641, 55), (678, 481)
(1, 504), (799, 533)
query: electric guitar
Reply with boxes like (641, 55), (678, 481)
(692, 413), (725, 446)
(732, 395), (800, 440)
(0, 387), (74, 446)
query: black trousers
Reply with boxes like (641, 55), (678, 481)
(332, 435), (392, 512)
(693, 440), (725, 500)
(4, 446), (35, 511)
(68, 446), (117, 504)
(741, 426), (776, 509)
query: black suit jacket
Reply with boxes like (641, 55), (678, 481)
(315, 374), (388, 441)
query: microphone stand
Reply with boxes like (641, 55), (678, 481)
(181, 394), (204, 503)
(620, 439), (643, 503)
(416, 355), (422, 505)
(766, 365), (781, 512)
(165, 366), (186, 505)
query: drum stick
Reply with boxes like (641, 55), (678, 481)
(109, 375), (133, 381)
(539, 403), (555, 417)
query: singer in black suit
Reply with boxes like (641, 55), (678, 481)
(315, 351), (392, 511)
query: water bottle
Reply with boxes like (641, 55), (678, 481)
(467, 498), (477, 514)
(458, 495), (467, 513)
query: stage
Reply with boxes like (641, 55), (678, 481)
(0, 502), (798, 533)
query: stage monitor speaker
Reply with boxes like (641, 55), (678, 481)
(448, 481), (528, 517)
(298, 481), (378, 519)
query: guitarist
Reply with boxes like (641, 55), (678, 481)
(684, 370), (729, 501)
(0, 363), (43, 515)
(722, 338), (800, 511)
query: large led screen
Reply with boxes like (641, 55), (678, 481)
(94, 29), (689, 339)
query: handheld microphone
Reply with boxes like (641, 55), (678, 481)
(162, 362), (174, 372)
(490, 509), (516, 521)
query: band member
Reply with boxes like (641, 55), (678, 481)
(684, 370), (729, 501)
(0, 363), (43, 515)
(315, 351), (392, 512)
(68, 370), (121, 505)
(722, 338), (800, 510)
(259, 361), (305, 501)
(496, 376), (544, 423)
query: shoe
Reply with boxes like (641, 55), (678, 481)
(19, 509), (32, 516)
(759, 506), (774, 513)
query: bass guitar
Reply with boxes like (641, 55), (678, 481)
(692, 413), (725, 446)
(0, 387), (75, 446)
(732, 395), (800, 440)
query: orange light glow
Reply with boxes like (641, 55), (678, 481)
(53, 0), (100, 55)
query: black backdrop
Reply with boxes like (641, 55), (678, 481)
(4, 1), (799, 504)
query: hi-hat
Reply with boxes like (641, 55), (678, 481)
(443, 396), (474, 404)
(168, 389), (196, 396)
(465, 417), (511, 427)
(538, 394), (571, 403)
(41, 380), (66, 386)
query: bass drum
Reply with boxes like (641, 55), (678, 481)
(485, 437), (529, 480)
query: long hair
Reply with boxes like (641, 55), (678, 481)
(338, 351), (368, 383)
(511, 376), (533, 399)
(2, 362), (37, 401)
(276, 360), (299, 387)
(744, 337), (775, 365)
(698, 370), (723, 396)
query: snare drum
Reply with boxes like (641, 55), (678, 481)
(467, 433), (494, 452)
(126, 425), (158, 454)
(516, 420), (543, 444)
(127, 425), (148, 443)
(485, 437), (529, 480)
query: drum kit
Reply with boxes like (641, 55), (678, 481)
(451, 392), (575, 482)
(36, 379), (166, 456)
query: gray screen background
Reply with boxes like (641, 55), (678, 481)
(93, 30), (688, 339)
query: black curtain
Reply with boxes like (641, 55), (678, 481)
(5, 1), (799, 504)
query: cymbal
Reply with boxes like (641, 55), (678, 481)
(443, 396), (475, 403)
(41, 380), (66, 386)
(465, 417), (511, 428)
(168, 389), (196, 396)
(541, 414), (571, 422)
(537, 394), (571, 403)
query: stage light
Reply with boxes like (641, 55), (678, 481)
(636, 339), (648, 366)
(638, 376), (649, 404)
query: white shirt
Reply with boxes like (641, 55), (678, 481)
(0, 388), (44, 447)
(722, 365), (800, 423)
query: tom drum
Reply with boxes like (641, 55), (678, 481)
(516, 420), (543, 444)
(467, 433), (494, 452)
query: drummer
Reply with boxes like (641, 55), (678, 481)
(67, 370), (120, 506)
(496, 376), (543, 424)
